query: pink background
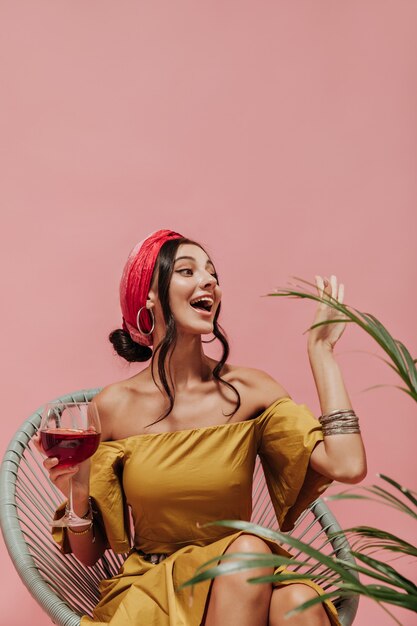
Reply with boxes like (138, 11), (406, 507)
(1, 1), (416, 624)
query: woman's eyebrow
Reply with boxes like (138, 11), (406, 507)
(174, 256), (215, 267)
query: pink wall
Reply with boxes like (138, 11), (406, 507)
(1, 1), (416, 624)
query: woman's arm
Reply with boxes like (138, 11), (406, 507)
(41, 453), (107, 566)
(307, 275), (367, 484)
(38, 394), (114, 566)
(63, 393), (115, 565)
(308, 343), (367, 483)
(61, 462), (109, 566)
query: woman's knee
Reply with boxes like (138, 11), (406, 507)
(270, 584), (330, 625)
(275, 583), (319, 605)
(202, 535), (274, 624)
(220, 534), (274, 594)
(226, 533), (272, 556)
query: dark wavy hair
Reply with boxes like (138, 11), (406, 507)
(109, 237), (241, 427)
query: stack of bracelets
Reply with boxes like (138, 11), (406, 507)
(318, 408), (360, 436)
(67, 497), (96, 541)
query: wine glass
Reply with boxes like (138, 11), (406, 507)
(40, 399), (101, 528)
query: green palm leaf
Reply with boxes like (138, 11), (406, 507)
(351, 553), (417, 593)
(379, 474), (417, 508)
(326, 475), (417, 519)
(178, 519), (417, 613)
(331, 527), (417, 558)
(268, 278), (417, 401)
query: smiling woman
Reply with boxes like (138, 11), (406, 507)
(38, 228), (367, 626)
(109, 230), (242, 426)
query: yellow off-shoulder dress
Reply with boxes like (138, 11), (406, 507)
(54, 397), (341, 626)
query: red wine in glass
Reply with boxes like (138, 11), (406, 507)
(41, 429), (101, 467)
(40, 400), (101, 528)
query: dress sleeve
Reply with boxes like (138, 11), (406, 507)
(255, 397), (333, 532)
(52, 440), (131, 554)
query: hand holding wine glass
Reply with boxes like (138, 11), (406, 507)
(39, 400), (101, 528)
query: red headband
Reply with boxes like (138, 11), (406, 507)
(120, 229), (183, 346)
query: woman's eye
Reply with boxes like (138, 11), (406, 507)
(176, 268), (218, 281)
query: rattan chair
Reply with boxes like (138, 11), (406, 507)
(0, 389), (359, 626)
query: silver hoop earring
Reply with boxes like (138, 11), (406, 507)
(136, 306), (155, 336)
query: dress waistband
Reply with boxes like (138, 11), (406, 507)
(136, 548), (168, 564)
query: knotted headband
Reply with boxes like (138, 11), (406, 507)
(120, 229), (184, 346)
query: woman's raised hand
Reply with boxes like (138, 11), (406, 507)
(308, 274), (347, 351)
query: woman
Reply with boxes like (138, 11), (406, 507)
(42, 229), (367, 626)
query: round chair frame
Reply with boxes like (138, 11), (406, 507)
(0, 389), (359, 626)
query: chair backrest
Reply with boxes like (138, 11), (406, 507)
(0, 389), (359, 626)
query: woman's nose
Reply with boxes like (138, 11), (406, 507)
(200, 272), (216, 289)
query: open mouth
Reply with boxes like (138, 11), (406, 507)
(189, 297), (213, 314)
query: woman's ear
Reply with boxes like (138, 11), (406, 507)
(147, 269), (158, 308)
(146, 291), (156, 310)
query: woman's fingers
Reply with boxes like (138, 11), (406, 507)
(315, 275), (325, 298)
(43, 456), (59, 470)
(338, 282), (345, 304)
(36, 434), (88, 500)
(43, 456), (79, 484)
(53, 467), (78, 483)
(315, 275), (332, 305)
(329, 275), (345, 304)
(316, 275), (344, 302)
(315, 274), (345, 312)
(329, 275), (338, 299)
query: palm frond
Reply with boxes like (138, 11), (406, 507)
(351, 553), (417, 593)
(268, 278), (417, 401)
(179, 518), (417, 615)
(325, 475), (417, 520)
(379, 474), (417, 508)
(358, 384), (412, 395)
(333, 527), (417, 558)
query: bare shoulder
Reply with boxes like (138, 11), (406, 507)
(221, 362), (291, 411)
(91, 378), (141, 441)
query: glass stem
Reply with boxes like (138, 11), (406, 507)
(68, 477), (75, 520)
